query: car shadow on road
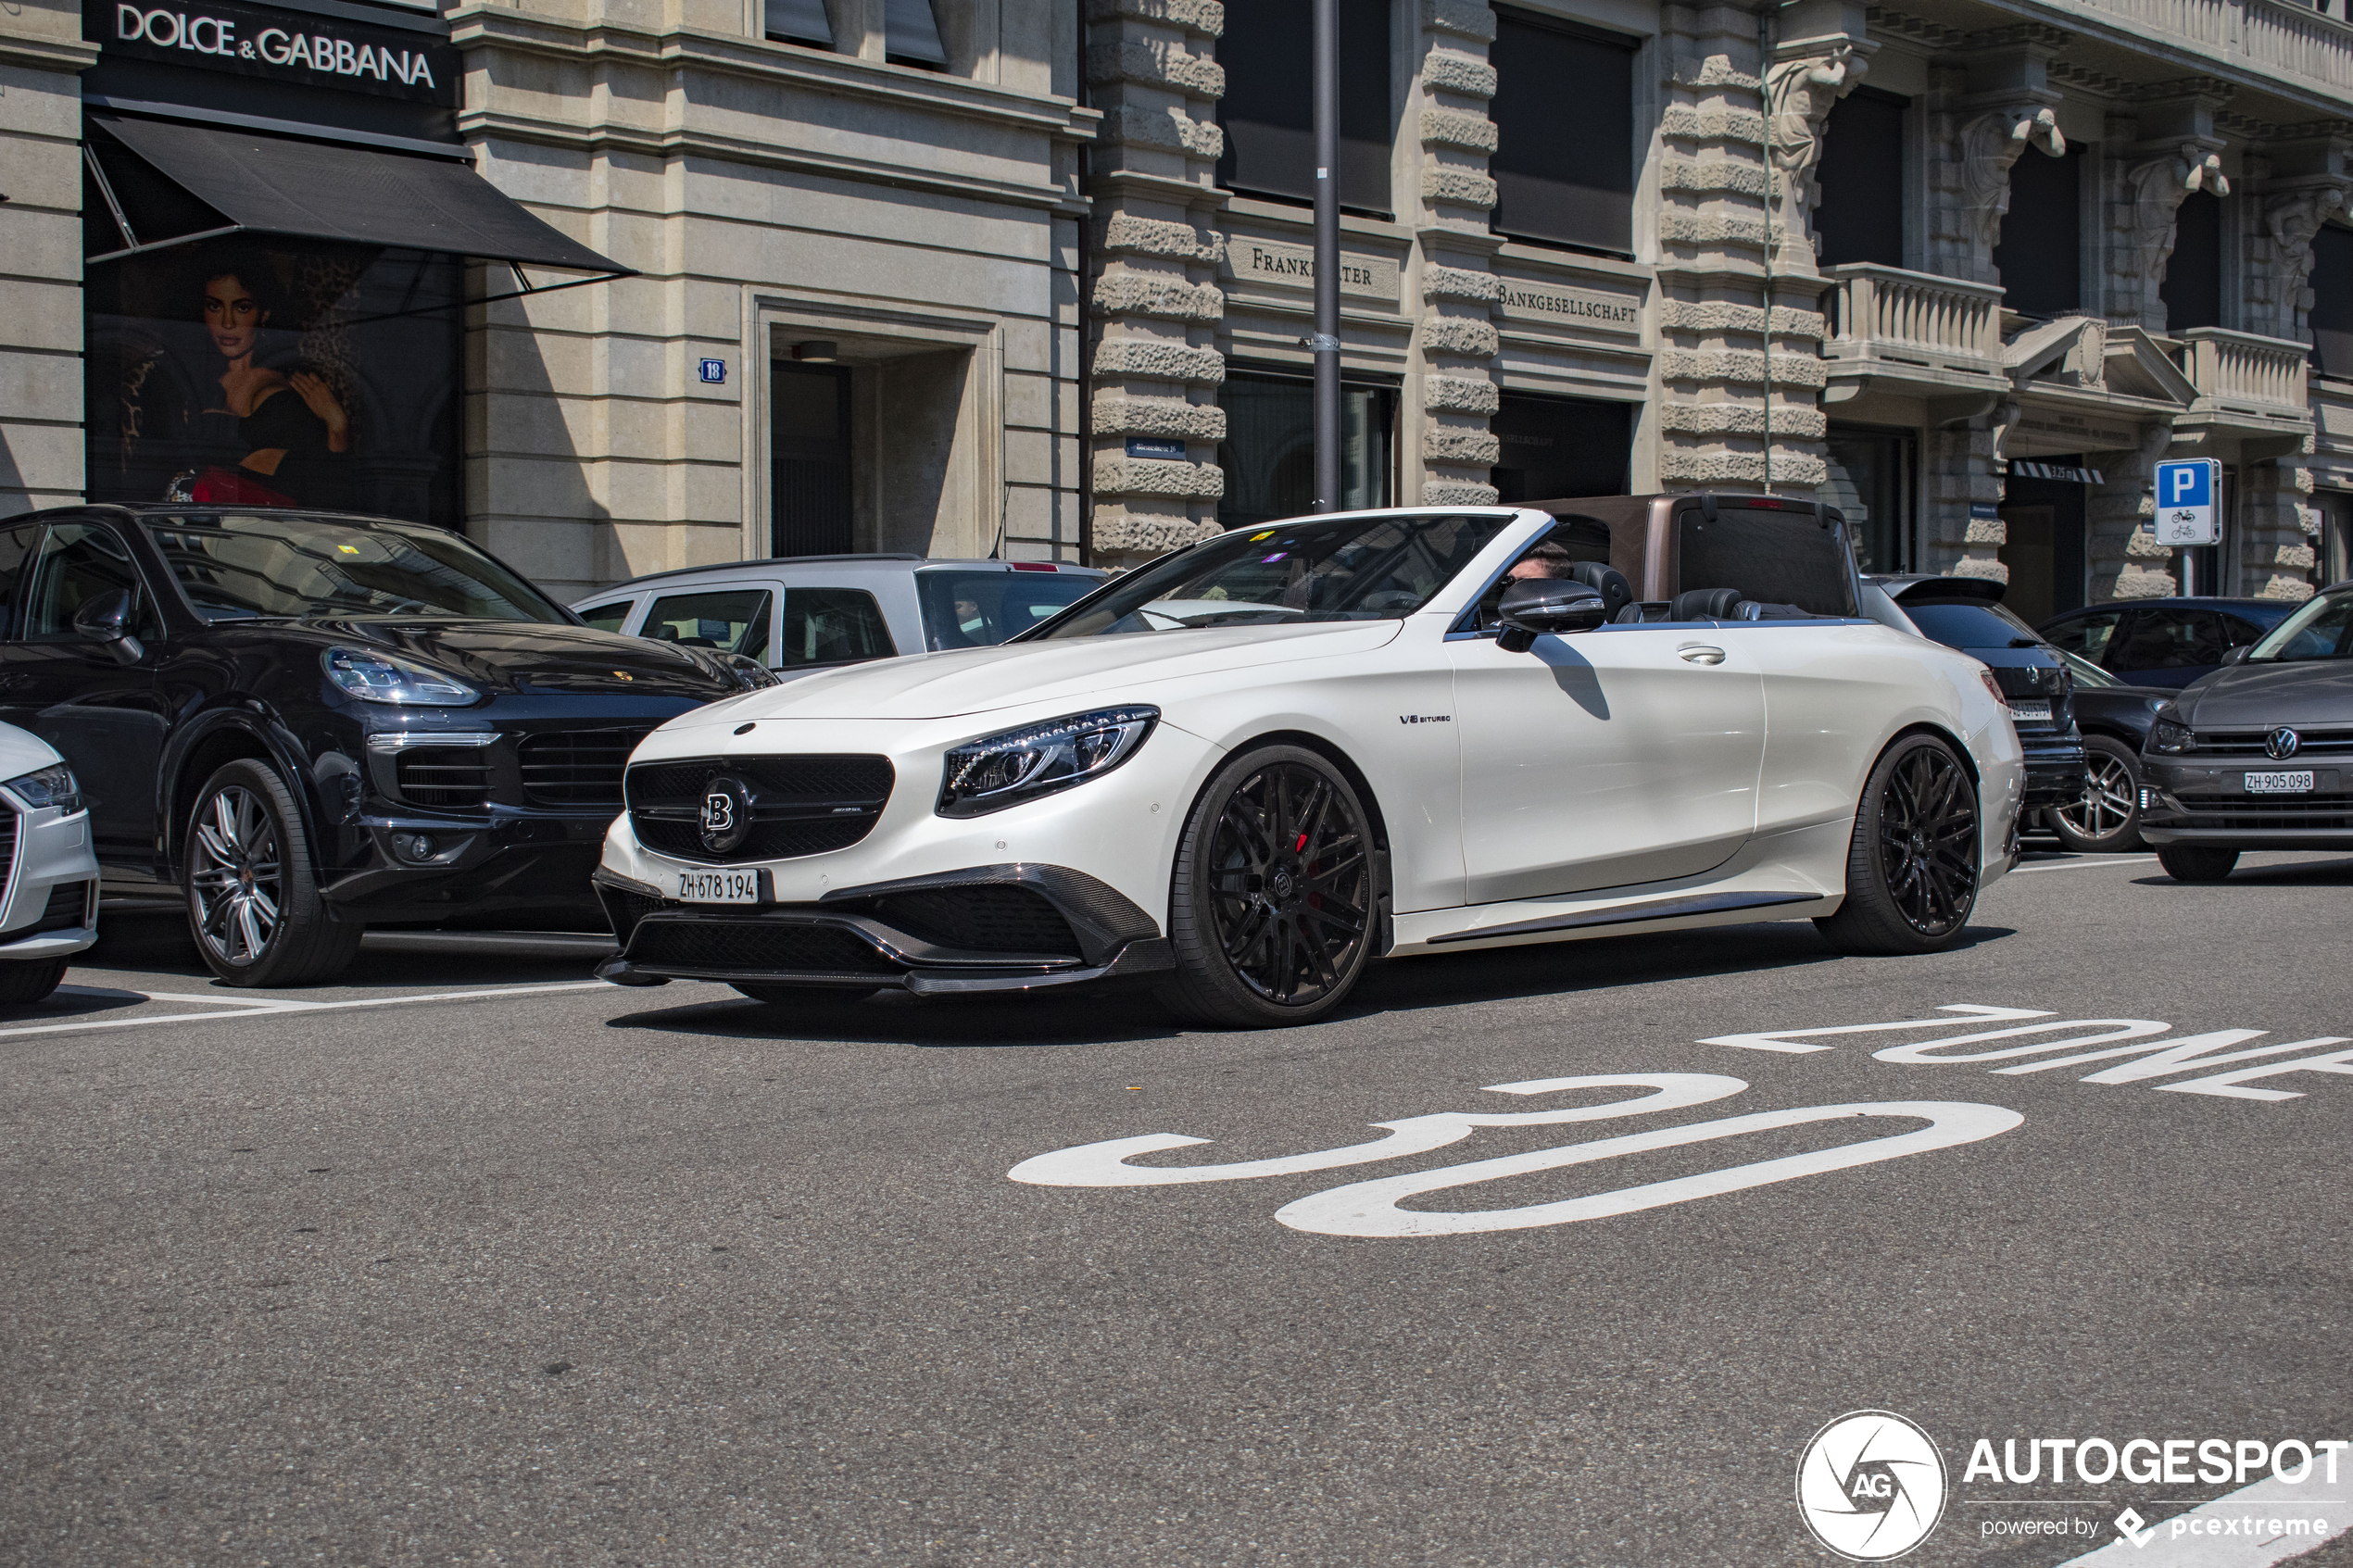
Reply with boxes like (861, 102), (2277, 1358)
(2129, 854), (2353, 889)
(77, 909), (616, 993)
(603, 919), (2019, 1047)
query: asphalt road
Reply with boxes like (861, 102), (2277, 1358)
(4, 850), (2350, 1568)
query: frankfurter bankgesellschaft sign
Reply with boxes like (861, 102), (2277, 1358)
(86, 0), (458, 107)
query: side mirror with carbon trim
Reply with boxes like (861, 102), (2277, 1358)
(1497, 580), (1608, 652)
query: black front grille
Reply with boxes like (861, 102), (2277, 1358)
(0, 810), (17, 888)
(625, 755), (894, 863)
(2176, 793), (2353, 830)
(2191, 728), (2353, 757)
(520, 729), (651, 808)
(29, 881), (89, 935)
(869, 885), (1083, 958)
(626, 918), (900, 976)
(397, 747), (492, 809)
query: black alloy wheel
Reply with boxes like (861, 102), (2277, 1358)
(1816, 733), (1981, 955)
(2157, 845), (2240, 884)
(184, 759), (364, 987)
(2050, 735), (2143, 853)
(1162, 746), (1378, 1028)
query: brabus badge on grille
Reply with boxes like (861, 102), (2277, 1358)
(700, 776), (754, 854)
(2266, 726), (2301, 759)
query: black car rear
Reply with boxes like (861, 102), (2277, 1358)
(1869, 576), (2090, 809)
(0, 505), (758, 985)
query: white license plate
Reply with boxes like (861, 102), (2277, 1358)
(2007, 701), (2052, 721)
(677, 869), (761, 903)
(2246, 771), (2315, 795)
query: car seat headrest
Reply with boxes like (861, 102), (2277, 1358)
(1567, 560), (1634, 621)
(1671, 586), (1743, 621)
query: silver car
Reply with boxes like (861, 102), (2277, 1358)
(571, 555), (1109, 675)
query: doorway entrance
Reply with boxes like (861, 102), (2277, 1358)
(772, 361), (852, 558)
(1999, 466), (2086, 623)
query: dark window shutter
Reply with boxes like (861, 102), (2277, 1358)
(1489, 8), (1637, 254)
(1993, 145), (2083, 316)
(2162, 190), (2223, 332)
(2312, 224), (2353, 378)
(1814, 88), (1908, 269)
(1215, 0), (1393, 215)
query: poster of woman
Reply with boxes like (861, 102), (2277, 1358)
(85, 239), (461, 527)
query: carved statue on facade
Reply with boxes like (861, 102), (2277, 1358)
(1958, 107), (2065, 257)
(1767, 42), (1871, 274)
(2261, 185), (2350, 339)
(2122, 144), (2230, 329)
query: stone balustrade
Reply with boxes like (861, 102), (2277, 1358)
(2175, 326), (2313, 417)
(1819, 263), (2007, 389)
(2035, 0), (2353, 103)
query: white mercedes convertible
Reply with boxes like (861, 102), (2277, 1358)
(593, 499), (2022, 1027)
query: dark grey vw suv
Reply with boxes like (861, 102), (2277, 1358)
(2139, 581), (2353, 881)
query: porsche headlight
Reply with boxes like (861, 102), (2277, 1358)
(322, 646), (478, 706)
(2149, 716), (2193, 754)
(4, 762), (82, 814)
(937, 706), (1158, 818)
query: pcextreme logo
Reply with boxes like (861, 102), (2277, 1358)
(1797, 1411), (1949, 1561)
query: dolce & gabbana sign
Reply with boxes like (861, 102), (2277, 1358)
(87, 0), (457, 105)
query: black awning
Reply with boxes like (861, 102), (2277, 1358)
(88, 114), (625, 274)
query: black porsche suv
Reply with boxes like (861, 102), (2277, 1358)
(0, 505), (762, 985)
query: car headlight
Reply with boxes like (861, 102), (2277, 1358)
(937, 706), (1158, 818)
(2150, 717), (2193, 753)
(5, 762), (82, 814)
(322, 646), (478, 706)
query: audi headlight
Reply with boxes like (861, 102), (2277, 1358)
(5, 762), (82, 814)
(322, 646), (478, 707)
(937, 706), (1158, 818)
(2150, 716), (2193, 754)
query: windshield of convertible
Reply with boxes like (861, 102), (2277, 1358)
(2245, 587), (2353, 661)
(1035, 513), (1515, 638)
(145, 512), (570, 624)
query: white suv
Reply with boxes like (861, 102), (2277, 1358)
(573, 555), (1108, 674)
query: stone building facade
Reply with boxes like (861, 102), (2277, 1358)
(8, 0), (2353, 609)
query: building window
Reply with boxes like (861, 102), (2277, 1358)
(2313, 223), (2353, 377)
(764, 0), (832, 46)
(1813, 88), (1907, 270)
(1215, 0), (1394, 216)
(1491, 394), (1631, 501)
(886, 0), (949, 68)
(1993, 145), (2083, 318)
(1216, 370), (1394, 530)
(1823, 426), (1912, 574)
(2162, 189), (2223, 332)
(1489, 8), (1637, 255)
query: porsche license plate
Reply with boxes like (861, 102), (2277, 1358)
(2245, 771), (2315, 794)
(677, 869), (761, 903)
(2007, 701), (2052, 722)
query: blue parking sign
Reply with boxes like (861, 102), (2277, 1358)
(2152, 458), (2219, 546)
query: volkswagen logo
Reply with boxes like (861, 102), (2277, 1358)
(698, 775), (753, 854)
(2266, 727), (2301, 760)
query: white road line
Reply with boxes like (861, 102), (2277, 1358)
(0, 980), (612, 1043)
(2010, 856), (2162, 874)
(2056, 1476), (2350, 1565)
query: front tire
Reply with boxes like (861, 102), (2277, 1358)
(1816, 732), (1981, 956)
(2157, 845), (2239, 883)
(0, 959), (68, 1006)
(184, 760), (363, 987)
(2050, 735), (2143, 852)
(1158, 745), (1378, 1029)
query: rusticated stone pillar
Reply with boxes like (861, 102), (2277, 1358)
(1083, 0), (1228, 568)
(1653, 0), (1825, 492)
(1408, 0), (1504, 507)
(2089, 422), (2179, 601)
